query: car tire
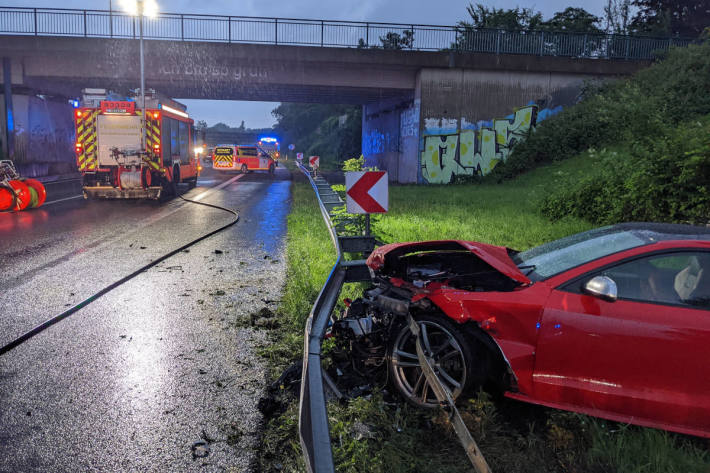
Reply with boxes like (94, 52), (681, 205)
(388, 313), (483, 408)
(241, 164), (248, 174)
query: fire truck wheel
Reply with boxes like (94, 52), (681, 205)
(187, 178), (197, 189)
(241, 164), (248, 174)
(161, 175), (176, 198)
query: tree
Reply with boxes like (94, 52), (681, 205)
(272, 103), (361, 167)
(631, 0), (710, 37)
(459, 3), (544, 31)
(238, 120), (246, 131)
(541, 7), (604, 33)
(379, 30), (414, 50)
(604, 0), (634, 33)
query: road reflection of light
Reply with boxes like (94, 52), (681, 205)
(115, 297), (167, 431)
(253, 182), (290, 255)
(0, 209), (49, 232)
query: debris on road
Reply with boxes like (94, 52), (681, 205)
(191, 440), (210, 459)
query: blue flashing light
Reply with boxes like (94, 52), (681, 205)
(6, 109), (14, 131)
(72, 100), (80, 108)
(535, 322), (541, 330)
(554, 323), (561, 329)
(260, 137), (278, 143)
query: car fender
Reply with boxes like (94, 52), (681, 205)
(424, 285), (550, 395)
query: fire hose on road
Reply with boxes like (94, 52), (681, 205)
(295, 163), (491, 473)
(0, 190), (239, 357)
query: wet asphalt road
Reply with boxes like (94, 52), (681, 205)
(0, 167), (292, 472)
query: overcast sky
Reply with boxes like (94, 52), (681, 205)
(6, 0), (608, 128)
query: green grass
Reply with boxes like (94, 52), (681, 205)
(259, 155), (710, 473)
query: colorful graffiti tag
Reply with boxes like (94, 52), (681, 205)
(421, 104), (548, 184)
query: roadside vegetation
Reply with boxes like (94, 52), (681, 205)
(491, 42), (710, 225)
(258, 155), (710, 472)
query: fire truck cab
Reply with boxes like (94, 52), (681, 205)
(74, 89), (200, 199)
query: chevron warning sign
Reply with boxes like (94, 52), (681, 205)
(345, 171), (388, 214)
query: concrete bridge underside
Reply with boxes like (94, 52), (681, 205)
(1, 35), (646, 104)
(1, 35), (650, 182)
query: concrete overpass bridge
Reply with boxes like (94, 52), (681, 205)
(1, 7), (683, 182)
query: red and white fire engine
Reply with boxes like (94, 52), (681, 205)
(73, 89), (201, 199)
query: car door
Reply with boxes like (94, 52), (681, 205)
(258, 150), (270, 170)
(533, 250), (710, 435)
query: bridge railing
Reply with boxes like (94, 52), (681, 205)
(0, 6), (693, 60)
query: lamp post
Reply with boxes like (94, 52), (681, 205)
(121, 0), (157, 153)
(138, 0), (146, 152)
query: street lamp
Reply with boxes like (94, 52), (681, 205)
(120, 0), (158, 152)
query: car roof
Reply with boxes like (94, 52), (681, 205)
(606, 222), (710, 242)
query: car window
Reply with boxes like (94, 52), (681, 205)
(513, 228), (647, 281)
(596, 252), (709, 308)
(239, 147), (258, 156)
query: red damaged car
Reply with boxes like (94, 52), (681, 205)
(334, 223), (710, 438)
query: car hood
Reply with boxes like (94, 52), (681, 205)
(366, 240), (531, 285)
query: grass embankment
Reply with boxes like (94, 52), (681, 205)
(259, 156), (710, 473)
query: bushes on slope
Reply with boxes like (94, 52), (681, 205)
(540, 114), (710, 225)
(491, 42), (710, 181)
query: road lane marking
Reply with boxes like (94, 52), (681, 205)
(42, 195), (84, 206)
(191, 173), (244, 202)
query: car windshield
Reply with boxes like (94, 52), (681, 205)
(511, 226), (649, 281)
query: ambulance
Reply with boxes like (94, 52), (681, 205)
(212, 145), (277, 174)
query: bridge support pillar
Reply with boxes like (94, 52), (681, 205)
(361, 93), (418, 184)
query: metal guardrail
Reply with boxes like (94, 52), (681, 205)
(0, 6), (692, 60)
(296, 164), (372, 473)
(296, 164), (492, 473)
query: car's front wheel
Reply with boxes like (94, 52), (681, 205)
(388, 314), (480, 408)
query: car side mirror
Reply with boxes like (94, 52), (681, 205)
(583, 276), (618, 302)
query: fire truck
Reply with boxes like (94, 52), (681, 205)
(73, 89), (200, 199)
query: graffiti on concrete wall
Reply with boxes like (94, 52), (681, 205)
(420, 103), (561, 184)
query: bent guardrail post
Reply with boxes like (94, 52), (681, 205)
(407, 314), (493, 473)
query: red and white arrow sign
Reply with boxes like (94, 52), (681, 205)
(309, 156), (320, 168)
(345, 171), (388, 214)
